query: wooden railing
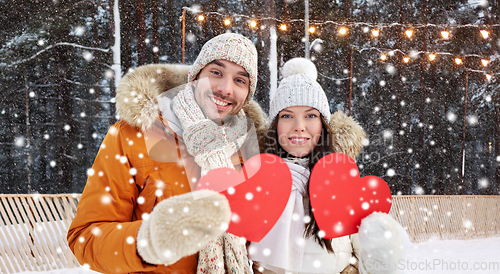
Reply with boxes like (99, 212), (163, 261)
(0, 194), (499, 273)
(389, 195), (500, 243)
(0, 194), (80, 273)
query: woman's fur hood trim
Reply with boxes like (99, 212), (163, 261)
(328, 110), (366, 160)
(116, 64), (268, 134)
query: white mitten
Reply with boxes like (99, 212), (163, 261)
(136, 190), (231, 265)
(354, 212), (409, 274)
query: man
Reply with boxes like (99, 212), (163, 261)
(68, 33), (267, 274)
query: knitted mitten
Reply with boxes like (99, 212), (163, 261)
(355, 212), (409, 274)
(136, 190), (231, 266)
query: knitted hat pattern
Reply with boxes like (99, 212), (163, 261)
(188, 33), (258, 105)
(269, 58), (331, 123)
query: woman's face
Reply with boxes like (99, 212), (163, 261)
(277, 106), (323, 157)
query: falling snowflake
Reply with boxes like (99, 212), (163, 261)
(74, 26), (85, 36)
(50, 161), (56, 167)
(386, 64), (396, 75)
(105, 70), (114, 79)
(362, 138), (370, 146)
(262, 248), (271, 256)
(478, 178), (488, 188)
(83, 51), (93, 61)
(130, 167), (137, 175)
(101, 195), (111, 204)
(463, 220), (473, 229)
(380, 80), (386, 86)
(383, 130), (393, 139)
(87, 168), (95, 176)
(409, 49), (419, 58)
(126, 236), (135, 244)
(120, 156), (127, 164)
(414, 186), (424, 195)
(14, 136), (25, 147)
(467, 115), (478, 126)
(186, 33), (196, 43)
(64, 124), (71, 131)
(92, 227), (102, 236)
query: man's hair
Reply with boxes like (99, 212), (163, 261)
(262, 114), (335, 253)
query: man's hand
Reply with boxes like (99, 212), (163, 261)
(136, 190), (231, 266)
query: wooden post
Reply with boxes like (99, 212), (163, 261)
(182, 8), (186, 64)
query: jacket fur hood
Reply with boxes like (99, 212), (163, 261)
(116, 64), (269, 138)
(328, 110), (366, 160)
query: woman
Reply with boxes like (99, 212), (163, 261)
(249, 58), (408, 274)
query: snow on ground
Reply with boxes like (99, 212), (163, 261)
(14, 237), (500, 274)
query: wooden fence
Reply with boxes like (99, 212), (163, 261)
(0, 194), (499, 273)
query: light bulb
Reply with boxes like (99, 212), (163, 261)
(480, 30), (489, 39)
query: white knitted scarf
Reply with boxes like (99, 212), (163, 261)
(248, 158), (310, 273)
(172, 84), (252, 273)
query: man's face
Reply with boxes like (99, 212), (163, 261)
(193, 60), (250, 122)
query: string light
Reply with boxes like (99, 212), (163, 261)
(480, 30), (489, 39)
(185, 11), (495, 81)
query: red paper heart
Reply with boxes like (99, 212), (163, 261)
(196, 153), (292, 242)
(309, 153), (392, 239)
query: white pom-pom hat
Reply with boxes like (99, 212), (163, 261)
(269, 58), (330, 123)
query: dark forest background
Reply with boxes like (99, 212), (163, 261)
(1, 0), (499, 195)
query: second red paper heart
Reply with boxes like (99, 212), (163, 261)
(309, 153), (392, 239)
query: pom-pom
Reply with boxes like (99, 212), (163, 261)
(282, 57), (317, 80)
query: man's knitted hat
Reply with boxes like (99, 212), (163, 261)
(269, 58), (331, 123)
(188, 33), (258, 104)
